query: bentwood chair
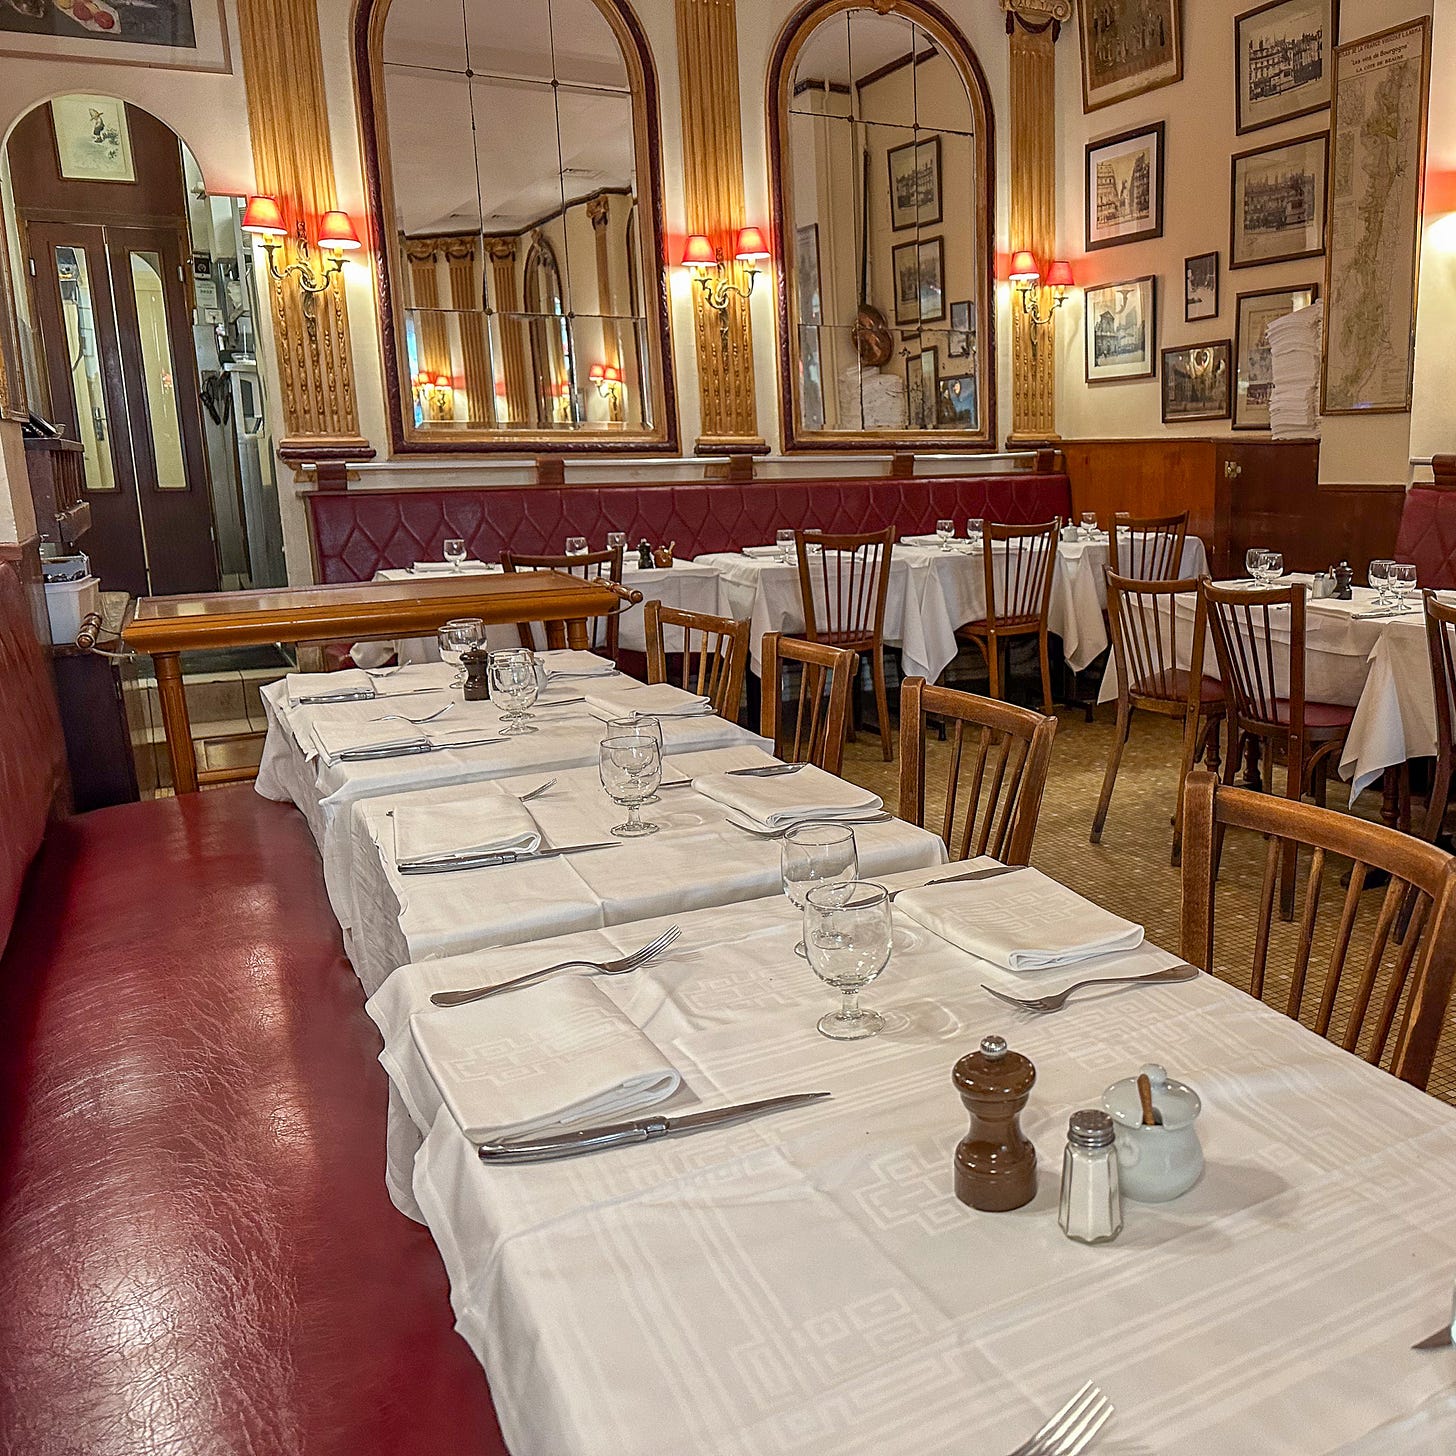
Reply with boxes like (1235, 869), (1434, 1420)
(760, 632), (856, 775)
(1418, 589), (1456, 844)
(645, 601), (750, 722)
(791, 526), (896, 760)
(897, 676), (1057, 865)
(1091, 573), (1224, 864)
(501, 543), (625, 656)
(1181, 770), (1456, 1092)
(1108, 510), (1189, 581)
(1203, 580), (1355, 919)
(955, 519), (1060, 714)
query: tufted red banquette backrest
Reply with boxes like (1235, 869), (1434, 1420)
(0, 558), (66, 953)
(1394, 486), (1456, 589)
(306, 473), (1073, 582)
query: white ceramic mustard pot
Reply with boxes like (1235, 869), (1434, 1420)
(1101, 1063), (1203, 1203)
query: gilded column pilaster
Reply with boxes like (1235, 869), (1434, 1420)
(445, 238), (494, 426)
(405, 238), (451, 401)
(486, 238), (531, 425)
(674, 0), (765, 455)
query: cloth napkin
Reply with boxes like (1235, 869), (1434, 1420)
(741, 544), (789, 558)
(393, 797), (542, 865)
(538, 650), (619, 679)
(894, 867), (1144, 971)
(307, 716), (426, 763)
(411, 559), (496, 574)
(409, 976), (684, 1144)
(587, 684), (714, 721)
(900, 534), (947, 548)
(691, 762), (882, 831)
(285, 668), (374, 706)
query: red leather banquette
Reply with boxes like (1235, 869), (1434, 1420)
(1395, 483), (1456, 589)
(0, 556), (508, 1455)
(306, 471), (1072, 580)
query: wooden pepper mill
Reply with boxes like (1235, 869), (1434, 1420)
(952, 1034), (1038, 1212)
(461, 645), (490, 702)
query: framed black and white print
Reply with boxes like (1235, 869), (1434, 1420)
(891, 237), (945, 326)
(887, 136), (942, 232)
(1236, 0), (1338, 134)
(905, 345), (940, 428)
(1077, 0), (1183, 113)
(1085, 123), (1165, 251)
(1184, 251), (1219, 321)
(1084, 275), (1157, 384)
(947, 300), (974, 359)
(1230, 132), (1328, 268)
(1161, 340), (1233, 422)
(1233, 283), (1319, 429)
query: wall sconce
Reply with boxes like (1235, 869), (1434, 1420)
(588, 362), (625, 421)
(242, 195), (361, 336)
(680, 227), (770, 338)
(412, 369), (452, 420)
(1010, 251), (1073, 361)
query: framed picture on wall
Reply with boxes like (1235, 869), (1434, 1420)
(1161, 340), (1233, 422)
(887, 136), (942, 232)
(947, 300), (975, 359)
(1076, 0), (1182, 113)
(937, 373), (978, 429)
(795, 225), (825, 431)
(1230, 132), (1328, 268)
(1085, 123), (1165, 251)
(905, 347), (939, 430)
(892, 237), (945, 326)
(1084, 275), (1157, 384)
(1233, 283), (1319, 429)
(1184, 251), (1219, 321)
(50, 95), (135, 183)
(1235, 0), (1338, 134)
(0, 0), (229, 74)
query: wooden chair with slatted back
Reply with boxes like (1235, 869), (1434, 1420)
(791, 526), (896, 760)
(1092, 573), (1224, 864)
(897, 676), (1057, 866)
(1109, 511), (1189, 581)
(760, 632), (856, 775)
(645, 601), (750, 722)
(954, 519), (1060, 713)
(1180, 770), (1456, 1092)
(500, 544), (625, 656)
(1418, 589), (1456, 843)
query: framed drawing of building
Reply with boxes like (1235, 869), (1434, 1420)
(1162, 341), (1232, 423)
(887, 136), (942, 232)
(1084, 275), (1157, 383)
(1085, 123), (1165, 251)
(1234, 283), (1318, 429)
(1229, 132), (1328, 268)
(1077, 0), (1182, 113)
(1235, 0), (1338, 134)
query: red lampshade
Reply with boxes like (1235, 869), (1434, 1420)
(241, 194), (287, 237)
(1008, 250), (1041, 284)
(1045, 259), (1074, 289)
(433, 375), (450, 389)
(1427, 168), (1456, 217)
(681, 234), (716, 268)
(413, 370), (430, 386)
(735, 226), (769, 261)
(318, 210), (362, 251)
(602, 364), (622, 384)
(588, 363), (605, 381)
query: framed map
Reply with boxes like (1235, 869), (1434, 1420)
(1320, 17), (1431, 415)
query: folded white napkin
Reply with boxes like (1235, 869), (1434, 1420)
(538, 650), (619, 679)
(411, 559), (496, 574)
(742, 544), (789, 558)
(894, 868), (1144, 971)
(394, 797), (542, 865)
(691, 763), (882, 831)
(409, 976), (683, 1144)
(308, 716), (426, 763)
(587, 684), (714, 721)
(901, 534), (947, 548)
(285, 668), (374, 706)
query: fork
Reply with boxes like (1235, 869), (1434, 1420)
(1005, 1381), (1113, 1456)
(982, 964), (1199, 1015)
(364, 665), (402, 679)
(429, 926), (682, 1007)
(725, 812), (893, 839)
(374, 702), (454, 725)
(517, 778), (556, 802)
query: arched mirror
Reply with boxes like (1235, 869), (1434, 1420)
(357, 0), (677, 453)
(769, 1), (995, 451)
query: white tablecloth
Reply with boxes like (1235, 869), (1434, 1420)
(346, 742), (947, 993)
(368, 861), (1456, 1455)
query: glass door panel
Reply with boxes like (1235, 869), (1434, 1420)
(127, 250), (188, 491)
(55, 245), (118, 492)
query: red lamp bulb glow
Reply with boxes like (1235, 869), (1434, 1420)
(241, 195), (287, 237)
(318, 210), (362, 252)
(1045, 259), (1074, 289)
(1008, 250), (1041, 285)
(734, 226), (769, 261)
(680, 234), (717, 268)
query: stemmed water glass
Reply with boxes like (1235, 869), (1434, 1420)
(599, 734), (662, 837)
(444, 538), (467, 571)
(606, 531), (627, 555)
(936, 518), (955, 551)
(489, 647), (539, 734)
(803, 880), (892, 1041)
(605, 716), (663, 800)
(565, 536), (589, 557)
(1259, 551), (1284, 585)
(438, 617), (484, 686)
(776, 528), (796, 563)
(1390, 563), (1418, 609)
(1080, 511), (1099, 541)
(781, 822), (858, 958)
(1369, 558), (1394, 604)
(1245, 547), (1270, 585)
(966, 517), (984, 545)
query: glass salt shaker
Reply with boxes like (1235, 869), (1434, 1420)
(1058, 1109), (1122, 1244)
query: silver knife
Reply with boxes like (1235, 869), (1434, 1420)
(889, 863), (1024, 900)
(397, 841), (621, 874)
(726, 762), (805, 777)
(335, 734), (506, 762)
(477, 1091), (832, 1163)
(297, 686), (445, 705)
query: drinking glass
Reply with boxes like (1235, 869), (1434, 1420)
(605, 716), (663, 801)
(1368, 558), (1394, 603)
(1390, 562), (1418, 607)
(443, 538), (467, 571)
(1245, 547), (1270, 584)
(936, 518), (955, 551)
(776, 528), (796, 562)
(1260, 551), (1284, 584)
(966, 517), (984, 543)
(606, 531), (627, 554)
(781, 822), (858, 958)
(489, 648), (539, 734)
(437, 617), (484, 686)
(1080, 511), (1099, 540)
(804, 880), (892, 1040)
(565, 536), (589, 557)
(599, 734), (662, 837)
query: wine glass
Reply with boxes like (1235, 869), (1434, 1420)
(605, 716), (663, 801)
(966, 517), (984, 544)
(489, 648), (539, 734)
(1245, 547), (1270, 585)
(606, 531), (627, 555)
(1390, 562), (1417, 608)
(776, 528), (796, 562)
(565, 536), (589, 557)
(1368, 558), (1394, 604)
(1260, 551), (1284, 585)
(936, 518), (955, 552)
(437, 617), (484, 686)
(599, 734), (662, 837)
(781, 822), (858, 958)
(1080, 511), (1099, 541)
(443, 538), (467, 571)
(803, 880), (892, 1041)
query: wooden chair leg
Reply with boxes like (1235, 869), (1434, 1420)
(1279, 737), (1304, 921)
(985, 634), (1001, 700)
(1203, 714), (1223, 776)
(870, 647), (893, 761)
(1038, 629), (1054, 716)
(1171, 707), (1203, 866)
(1089, 699), (1133, 844)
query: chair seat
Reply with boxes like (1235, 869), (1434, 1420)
(1244, 698), (1356, 733)
(1131, 670), (1225, 708)
(955, 617), (1041, 637)
(808, 630), (876, 651)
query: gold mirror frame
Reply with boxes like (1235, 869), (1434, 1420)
(767, 0), (997, 452)
(354, 0), (678, 455)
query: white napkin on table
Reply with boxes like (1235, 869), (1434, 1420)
(538, 650), (619, 680)
(741, 544), (788, 559)
(394, 798), (542, 865)
(409, 976), (684, 1144)
(285, 668), (374, 706)
(692, 763), (882, 831)
(307, 716), (427, 763)
(587, 684), (714, 721)
(894, 868), (1144, 971)
(411, 559), (496, 574)
(900, 534), (946, 548)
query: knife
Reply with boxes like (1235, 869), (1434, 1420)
(889, 863), (1024, 900)
(296, 686), (445, 705)
(334, 734), (506, 762)
(477, 1091), (832, 1163)
(397, 841), (621, 874)
(726, 762), (806, 778)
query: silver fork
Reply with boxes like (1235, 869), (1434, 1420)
(364, 665), (402, 679)
(374, 702), (454, 725)
(726, 812), (893, 840)
(517, 778), (556, 802)
(1006, 1381), (1113, 1456)
(429, 926), (682, 1007)
(982, 964), (1199, 1015)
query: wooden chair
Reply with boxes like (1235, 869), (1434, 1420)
(1203, 580), (1355, 919)
(1180, 770), (1456, 1092)
(760, 632), (856, 775)
(1091, 573), (1224, 864)
(501, 544), (625, 656)
(954, 519), (1060, 714)
(645, 601), (749, 722)
(791, 526), (896, 760)
(1109, 510), (1189, 581)
(1418, 589), (1456, 844)
(897, 676), (1057, 865)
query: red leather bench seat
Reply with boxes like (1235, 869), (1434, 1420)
(307, 471), (1072, 581)
(1394, 485), (1456, 589)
